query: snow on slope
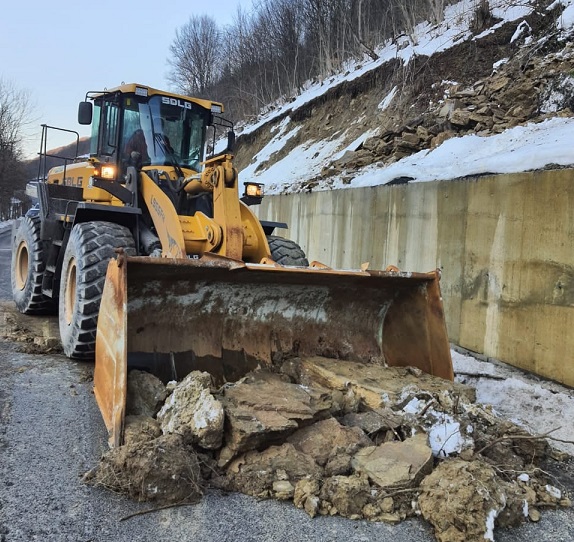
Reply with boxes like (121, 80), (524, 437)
(337, 117), (574, 189)
(238, 0), (574, 195)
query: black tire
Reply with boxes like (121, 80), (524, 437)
(59, 221), (135, 359)
(267, 235), (309, 266)
(11, 215), (55, 314)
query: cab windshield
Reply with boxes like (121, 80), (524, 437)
(121, 94), (209, 172)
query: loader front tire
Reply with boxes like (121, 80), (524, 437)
(11, 215), (55, 314)
(59, 221), (135, 359)
(267, 235), (309, 267)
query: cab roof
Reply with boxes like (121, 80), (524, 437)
(88, 83), (224, 113)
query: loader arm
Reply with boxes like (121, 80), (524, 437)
(139, 171), (186, 258)
(140, 154), (271, 262)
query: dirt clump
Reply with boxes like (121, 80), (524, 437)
(122, 415), (161, 446)
(419, 459), (509, 542)
(418, 457), (568, 542)
(213, 442), (323, 499)
(85, 358), (571, 541)
(84, 434), (203, 504)
(0, 304), (62, 355)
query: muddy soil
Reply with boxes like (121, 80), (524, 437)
(0, 301), (62, 355)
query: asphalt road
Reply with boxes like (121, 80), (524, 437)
(0, 226), (573, 542)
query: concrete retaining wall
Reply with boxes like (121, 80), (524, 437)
(257, 169), (574, 387)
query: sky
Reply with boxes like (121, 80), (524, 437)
(1, 0), (252, 159)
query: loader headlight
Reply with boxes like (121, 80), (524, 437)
(244, 182), (263, 198)
(240, 182), (264, 206)
(100, 165), (116, 180)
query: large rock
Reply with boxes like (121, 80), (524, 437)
(299, 357), (475, 411)
(126, 370), (168, 417)
(157, 371), (224, 450)
(449, 109), (471, 126)
(340, 408), (403, 434)
(351, 432), (433, 489)
(287, 417), (372, 466)
(218, 371), (332, 465)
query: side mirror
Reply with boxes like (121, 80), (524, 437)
(227, 130), (236, 153)
(78, 101), (93, 125)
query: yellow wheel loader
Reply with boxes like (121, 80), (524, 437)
(11, 83), (453, 448)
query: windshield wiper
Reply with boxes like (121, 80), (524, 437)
(154, 133), (185, 179)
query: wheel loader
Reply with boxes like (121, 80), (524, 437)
(11, 83), (453, 447)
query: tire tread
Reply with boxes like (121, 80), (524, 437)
(11, 215), (55, 314)
(267, 235), (309, 267)
(59, 221), (135, 359)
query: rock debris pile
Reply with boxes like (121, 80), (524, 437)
(85, 356), (570, 542)
(327, 39), (574, 182)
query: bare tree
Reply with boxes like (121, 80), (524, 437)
(426, 0), (445, 24)
(168, 15), (223, 97)
(0, 79), (31, 220)
(165, 0), (455, 122)
(258, 0), (307, 97)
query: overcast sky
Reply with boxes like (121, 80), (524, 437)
(1, 0), (251, 159)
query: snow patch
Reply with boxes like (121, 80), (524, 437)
(378, 86), (398, 110)
(511, 21), (531, 43)
(453, 349), (574, 456)
(558, 4), (574, 30)
(427, 415), (466, 457)
(485, 508), (499, 541)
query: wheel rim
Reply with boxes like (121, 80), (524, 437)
(64, 257), (77, 325)
(15, 241), (29, 291)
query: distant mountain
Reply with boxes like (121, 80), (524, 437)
(24, 136), (91, 180)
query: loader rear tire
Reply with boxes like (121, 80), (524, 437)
(59, 221), (135, 359)
(267, 235), (309, 266)
(11, 215), (55, 314)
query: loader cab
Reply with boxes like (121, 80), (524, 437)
(79, 85), (218, 177)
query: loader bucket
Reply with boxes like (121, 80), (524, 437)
(94, 253), (453, 447)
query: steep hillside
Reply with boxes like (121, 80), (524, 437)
(234, 0), (574, 193)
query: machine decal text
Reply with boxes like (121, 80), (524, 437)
(161, 97), (192, 109)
